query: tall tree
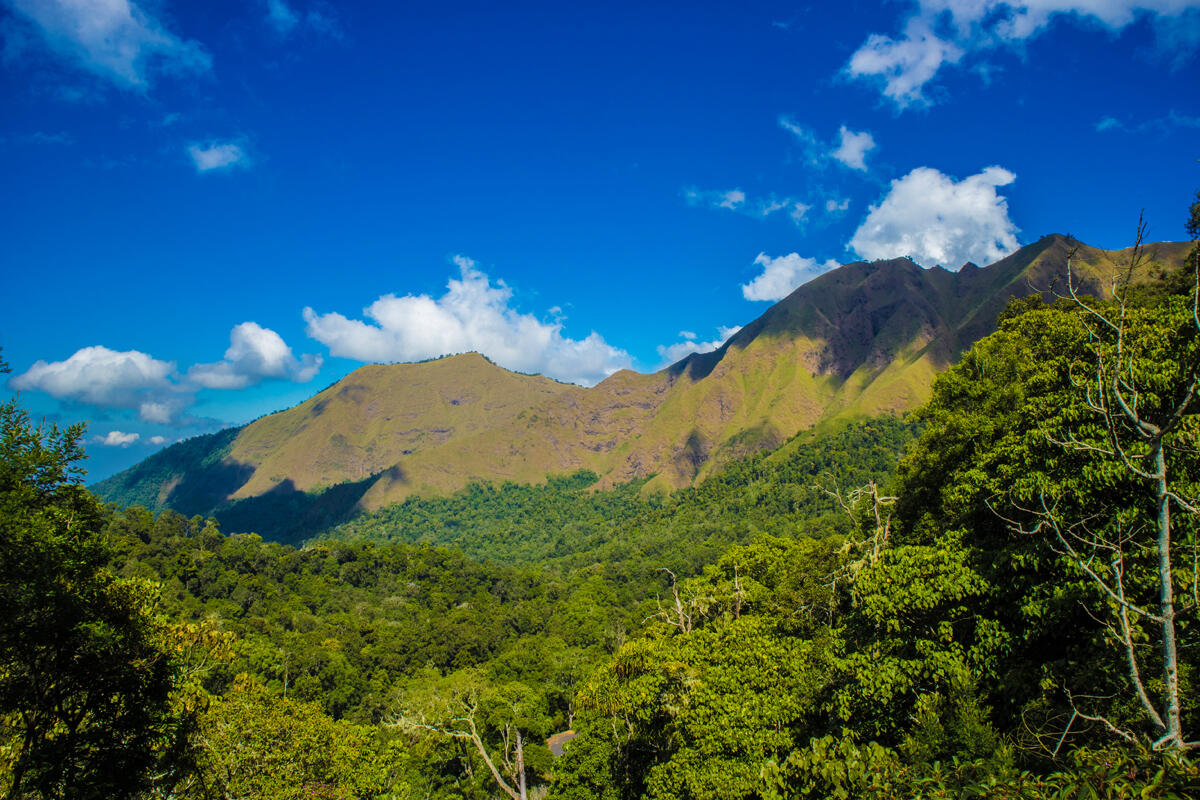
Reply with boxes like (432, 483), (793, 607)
(1006, 222), (1200, 750)
(0, 352), (185, 799)
(892, 216), (1200, 754)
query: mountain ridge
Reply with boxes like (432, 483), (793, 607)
(94, 235), (1194, 531)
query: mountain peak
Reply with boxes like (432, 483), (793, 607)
(94, 237), (1196, 533)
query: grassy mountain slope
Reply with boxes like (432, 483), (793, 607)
(94, 236), (1192, 531)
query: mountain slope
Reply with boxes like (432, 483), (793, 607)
(94, 236), (1193, 528)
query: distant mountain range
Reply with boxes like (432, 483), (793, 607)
(94, 235), (1193, 533)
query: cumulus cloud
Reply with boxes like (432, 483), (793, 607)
(849, 165), (1020, 268)
(847, 2), (1199, 108)
(830, 126), (876, 171)
(847, 17), (963, 108)
(742, 253), (842, 302)
(187, 141), (250, 172)
(683, 187), (811, 227)
(12, 323), (319, 423)
(826, 197), (851, 213)
(10, 345), (180, 421)
(4, 0), (211, 88)
(188, 322), (322, 389)
(303, 256), (632, 386)
(656, 326), (743, 365)
(147, 435), (168, 445)
(96, 430), (139, 447)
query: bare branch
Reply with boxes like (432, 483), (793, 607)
(990, 495), (1164, 622)
(1064, 689), (1139, 745)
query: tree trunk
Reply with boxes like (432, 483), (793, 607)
(1155, 444), (1183, 749)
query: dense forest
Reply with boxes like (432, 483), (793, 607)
(4, 203), (1200, 798)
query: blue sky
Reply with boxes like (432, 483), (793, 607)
(2, 0), (1199, 481)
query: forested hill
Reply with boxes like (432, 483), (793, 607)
(6, 219), (1200, 799)
(93, 236), (1194, 539)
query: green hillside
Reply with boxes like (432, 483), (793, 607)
(93, 237), (1193, 538)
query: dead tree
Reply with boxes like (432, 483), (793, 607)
(822, 479), (897, 606)
(390, 687), (530, 799)
(645, 568), (714, 633)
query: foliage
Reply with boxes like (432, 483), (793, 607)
(0, 355), (187, 800)
(329, 416), (918, 568)
(183, 675), (410, 800)
(389, 668), (552, 799)
(762, 737), (1200, 799)
(892, 289), (1200, 751)
(549, 536), (843, 800)
(105, 509), (613, 729)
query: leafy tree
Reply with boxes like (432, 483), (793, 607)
(185, 675), (407, 800)
(0, 353), (185, 799)
(996, 230), (1200, 749)
(891, 229), (1200, 753)
(389, 668), (550, 800)
(549, 536), (843, 800)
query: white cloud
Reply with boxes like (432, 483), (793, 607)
(826, 197), (851, 213)
(778, 115), (818, 151)
(5, 0), (211, 88)
(1164, 109), (1200, 127)
(303, 256), (632, 386)
(96, 430), (139, 447)
(1152, 7), (1200, 68)
(132, 397), (189, 424)
(187, 141), (250, 172)
(779, 117), (879, 173)
(742, 253), (841, 302)
(830, 126), (876, 171)
(717, 189), (746, 209)
(12, 324), (319, 423)
(847, 2), (1199, 108)
(11, 345), (178, 422)
(850, 165), (1020, 268)
(788, 202), (811, 225)
(147, 435), (168, 445)
(656, 326), (743, 365)
(684, 187), (811, 227)
(188, 322), (322, 389)
(847, 17), (964, 108)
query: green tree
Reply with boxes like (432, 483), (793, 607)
(891, 227), (1200, 753)
(185, 675), (406, 800)
(549, 536), (843, 800)
(0, 353), (185, 799)
(389, 668), (550, 800)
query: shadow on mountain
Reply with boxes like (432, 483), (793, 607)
(677, 429), (709, 480)
(166, 458), (257, 517)
(91, 427), (255, 514)
(213, 468), (401, 547)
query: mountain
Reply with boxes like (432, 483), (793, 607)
(94, 235), (1193, 533)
